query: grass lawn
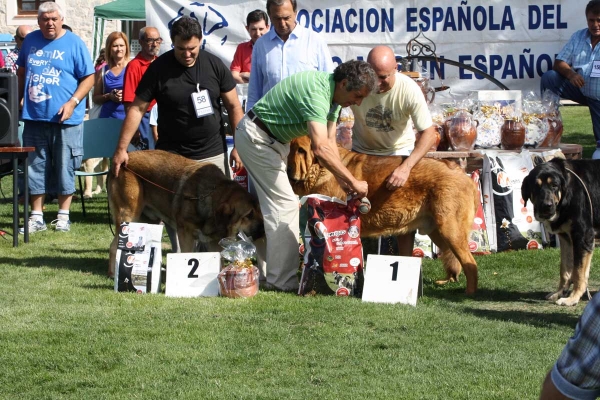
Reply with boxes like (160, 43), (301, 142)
(0, 106), (596, 399)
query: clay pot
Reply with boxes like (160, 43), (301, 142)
(500, 119), (526, 150)
(549, 116), (563, 147)
(447, 111), (478, 151)
(414, 77), (435, 104)
(415, 124), (441, 152)
(218, 266), (259, 298)
(539, 119), (555, 148)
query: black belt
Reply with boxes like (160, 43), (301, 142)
(247, 110), (283, 143)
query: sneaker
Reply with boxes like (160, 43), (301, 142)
(51, 219), (71, 232)
(18, 218), (47, 234)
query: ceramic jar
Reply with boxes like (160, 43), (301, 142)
(540, 116), (563, 148)
(414, 77), (435, 104)
(436, 123), (450, 151)
(447, 110), (478, 151)
(500, 119), (526, 150)
(218, 266), (259, 298)
(415, 125), (441, 152)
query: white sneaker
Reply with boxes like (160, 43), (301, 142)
(51, 219), (71, 232)
(593, 148), (600, 160)
(19, 218), (47, 234)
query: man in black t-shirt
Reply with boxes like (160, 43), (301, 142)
(113, 15), (244, 178)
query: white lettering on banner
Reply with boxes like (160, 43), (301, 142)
(147, 1), (584, 95)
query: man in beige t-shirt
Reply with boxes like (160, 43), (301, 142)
(351, 45), (438, 255)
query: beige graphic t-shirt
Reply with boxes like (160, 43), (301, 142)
(351, 73), (432, 155)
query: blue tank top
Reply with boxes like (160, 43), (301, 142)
(99, 65), (126, 119)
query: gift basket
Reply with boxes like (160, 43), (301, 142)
(218, 232), (259, 298)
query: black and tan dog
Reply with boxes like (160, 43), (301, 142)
(288, 136), (479, 295)
(521, 158), (599, 306)
(108, 150), (264, 277)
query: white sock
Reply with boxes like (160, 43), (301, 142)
(31, 211), (43, 222)
(57, 210), (70, 221)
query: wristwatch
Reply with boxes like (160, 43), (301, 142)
(71, 96), (80, 105)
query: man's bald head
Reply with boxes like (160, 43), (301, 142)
(366, 46), (398, 93)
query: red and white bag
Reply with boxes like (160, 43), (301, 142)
(299, 195), (364, 297)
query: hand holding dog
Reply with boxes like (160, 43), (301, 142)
(386, 163), (412, 190)
(112, 149), (129, 177)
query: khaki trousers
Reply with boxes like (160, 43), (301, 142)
(235, 115), (299, 291)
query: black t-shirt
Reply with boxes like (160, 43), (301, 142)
(136, 49), (236, 160)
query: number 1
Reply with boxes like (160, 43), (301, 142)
(390, 261), (398, 281)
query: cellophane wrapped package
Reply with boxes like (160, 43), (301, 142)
(218, 232), (259, 298)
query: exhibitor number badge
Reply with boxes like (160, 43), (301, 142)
(191, 89), (214, 118)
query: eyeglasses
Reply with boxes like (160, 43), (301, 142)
(143, 38), (163, 45)
(15, 35), (25, 41)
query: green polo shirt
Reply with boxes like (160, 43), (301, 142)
(251, 71), (341, 143)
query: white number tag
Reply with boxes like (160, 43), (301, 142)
(591, 61), (600, 78)
(362, 255), (422, 306)
(165, 252), (220, 297)
(191, 89), (214, 118)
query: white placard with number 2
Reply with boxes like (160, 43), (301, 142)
(166, 253), (220, 297)
(362, 255), (422, 306)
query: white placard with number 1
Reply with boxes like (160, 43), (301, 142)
(362, 255), (422, 306)
(166, 253), (220, 297)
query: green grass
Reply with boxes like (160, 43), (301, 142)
(0, 106), (596, 399)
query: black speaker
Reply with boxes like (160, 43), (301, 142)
(0, 72), (19, 146)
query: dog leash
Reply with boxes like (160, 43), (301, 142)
(565, 167), (594, 221)
(121, 165), (213, 201)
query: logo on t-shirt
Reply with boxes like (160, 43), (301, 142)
(365, 105), (394, 132)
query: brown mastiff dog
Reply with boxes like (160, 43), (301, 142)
(288, 136), (479, 294)
(108, 150), (264, 277)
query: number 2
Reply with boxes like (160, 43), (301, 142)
(188, 258), (199, 278)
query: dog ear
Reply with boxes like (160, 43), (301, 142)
(521, 173), (531, 207)
(215, 202), (234, 231)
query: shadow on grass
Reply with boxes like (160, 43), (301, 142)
(1, 255), (107, 275)
(461, 307), (580, 329)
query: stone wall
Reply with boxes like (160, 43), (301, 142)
(0, 0), (126, 58)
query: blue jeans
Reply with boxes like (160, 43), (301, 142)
(23, 121), (83, 196)
(137, 111), (155, 150)
(541, 70), (600, 146)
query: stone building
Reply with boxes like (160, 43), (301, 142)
(1, 0), (144, 59)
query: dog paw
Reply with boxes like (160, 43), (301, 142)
(556, 297), (579, 307)
(545, 291), (562, 301)
(434, 278), (456, 286)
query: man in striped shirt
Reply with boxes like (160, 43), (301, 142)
(235, 60), (377, 291)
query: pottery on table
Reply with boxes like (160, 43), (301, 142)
(447, 110), (478, 151)
(415, 124), (441, 152)
(500, 119), (526, 150)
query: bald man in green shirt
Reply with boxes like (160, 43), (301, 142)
(235, 60), (377, 291)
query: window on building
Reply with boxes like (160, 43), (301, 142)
(18, 0), (54, 15)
